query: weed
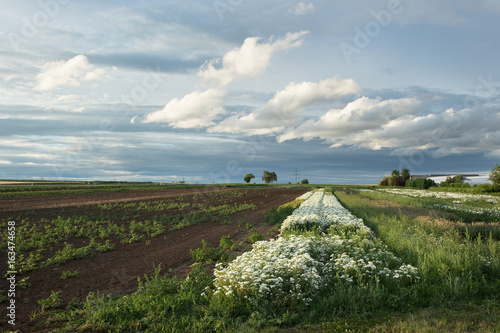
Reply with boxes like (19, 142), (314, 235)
(60, 270), (79, 279)
(190, 239), (228, 264)
(37, 290), (62, 311)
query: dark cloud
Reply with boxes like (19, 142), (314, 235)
(87, 53), (205, 73)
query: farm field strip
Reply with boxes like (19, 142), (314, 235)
(379, 188), (500, 204)
(365, 187), (500, 220)
(0, 187), (309, 332)
(0, 187), (240, 212)
(211, 189), (418, 308)
(0, 190), (271, 275)
(433, 203), (500, 217)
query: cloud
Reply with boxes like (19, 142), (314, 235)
(288, 2), (315, 15)
(278, 96), (422, 147)
(277, 96), (500, 157)
(143, 88), (226, 128)
(198, 31), (309, 87)
(144, 31), (309, 129)
(35, 55), (106, 91)
(210, 77), (361, 135)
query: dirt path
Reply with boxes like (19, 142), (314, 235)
(0, 187), (307, 332)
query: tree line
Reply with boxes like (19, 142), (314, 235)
(378, 163), (500, 191)
(243, 171), (309, 185)
(379, 168), (437, 189)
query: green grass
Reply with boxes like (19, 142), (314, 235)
(333, 189), (500, 307)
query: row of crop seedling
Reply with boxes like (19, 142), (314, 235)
(0, 200), (258, 275)
(208, 190), (419, 311)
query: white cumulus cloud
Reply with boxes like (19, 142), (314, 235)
(144, 31), (309, 129)
(198, 31), (309, 87)
(210, 77), (361, 135)
(35, 55), (106, 91)
(143, 89), (226, 129)
(278, 96), (422, 148)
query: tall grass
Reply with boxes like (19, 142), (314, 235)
(334, 190), (500, 307)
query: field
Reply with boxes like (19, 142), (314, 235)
(0, 184), (308, 332)
(1, 184), (499, 332)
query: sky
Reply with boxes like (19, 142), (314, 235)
(1, 0), (499, 184)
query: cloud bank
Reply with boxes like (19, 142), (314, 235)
(143, 31), (309, 128)
(142, 31), (500, 159)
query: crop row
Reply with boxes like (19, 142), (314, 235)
(210, 190), (418, 309)
(95, 190), (253, 212)
(0, 201), (257, 274)
(379, 188), (500, 204)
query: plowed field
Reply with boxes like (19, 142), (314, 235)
(0, 186), (307, 332)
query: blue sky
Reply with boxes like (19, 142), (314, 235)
(1, 0), (499, 184)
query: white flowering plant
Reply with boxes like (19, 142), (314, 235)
(210, 190), (419, 311)
(212, 235), (324, 309)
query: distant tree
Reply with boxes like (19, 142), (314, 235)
(379, 168), (410, 187)
(394, 176), (405, 187)
(406, 178), (436, 189)
(378, 177), (389, 186)
(244, 173), (255, 184)
(489, 163), (500, 191)
(391, 170), (400, 177)
(440, 174), (468, 188)
(401, 168), (411, 183)
(301, 179), (309, 184)
(262, 171), (278, 184)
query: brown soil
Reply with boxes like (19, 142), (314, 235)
(0, 187), (240, 213)
(0, 187), (308, 332)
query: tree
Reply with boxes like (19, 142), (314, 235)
(391, 170), (400, 177)
(394, 176), (405, 187)
(301, 179), (309, 184)
(244, 173), (255, 184)
(440, 174), (468, 188)
(489, 163), (500, 191)
(406, 178), (436, 189)
(378, 177), (389, 186)
(401, 168), (411, 183)
(262, 171), (277, 184)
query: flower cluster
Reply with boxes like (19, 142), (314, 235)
(280, 190), (367, 233)
(379, 188), (500, 204)
(211, 190), (419, 308)
(434, 203), (500, 217)
(296, 191), (315, 201)
(213, 235), (323, 305)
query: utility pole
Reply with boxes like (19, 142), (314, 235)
(293, 168), (299, 184)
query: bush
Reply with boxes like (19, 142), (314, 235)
(470, 183), (493, 193)
(378, 177), (389, 186)
(440, 174), (469, 187)
(405, 178), (436, 189)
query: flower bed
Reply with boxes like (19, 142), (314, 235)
(379, 188), (500, 204)
(211, 190), (419, 308)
